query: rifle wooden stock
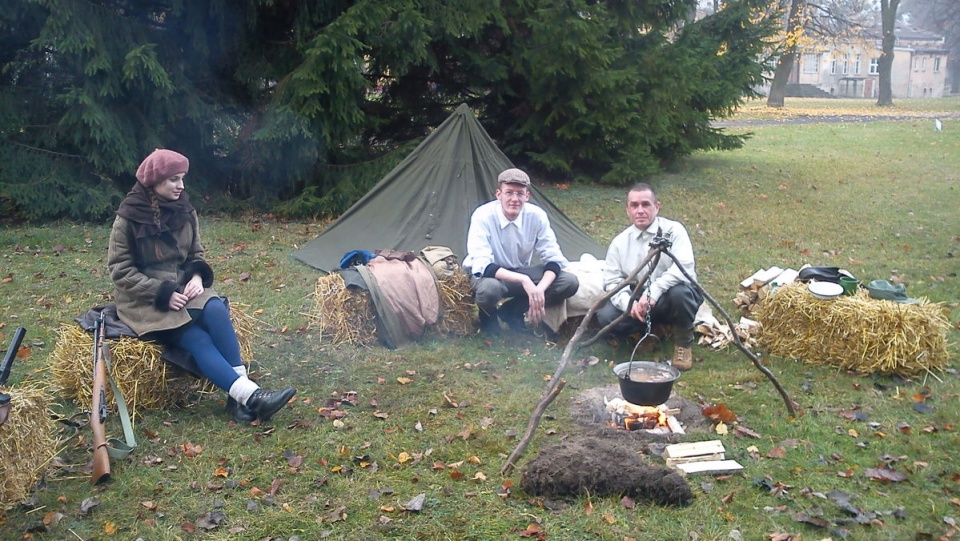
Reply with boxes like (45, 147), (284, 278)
(91, 314), (111, 485)
(0, 326), (27, 386)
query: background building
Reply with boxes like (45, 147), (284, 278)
(788, 25), (949, 98)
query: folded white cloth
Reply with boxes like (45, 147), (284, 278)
(543, 254), (607, 332)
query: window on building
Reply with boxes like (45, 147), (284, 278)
(921, 57), (927, 70)
(804, 53), (819, 74)
(842, 55), (849, 75)
(854, 54), (861, 74)
(934, 57), (941, 72)
(869, 58), (879, 75)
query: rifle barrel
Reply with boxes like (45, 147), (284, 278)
(90, 314), (111, 484)
(0, 326), (27, 387)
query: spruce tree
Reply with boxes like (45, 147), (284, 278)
(1, 0), (777, 220)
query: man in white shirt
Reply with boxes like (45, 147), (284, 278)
(463, 169), (579, 335)
(598, 183), (702, 370)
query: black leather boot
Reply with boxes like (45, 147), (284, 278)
(478, 308), (501, 336)
(226, 397), (256, 424)
(498, 298), (529, 333)
(246, 387), (297, 422)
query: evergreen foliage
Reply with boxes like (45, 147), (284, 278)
(0, 0), (776, 220)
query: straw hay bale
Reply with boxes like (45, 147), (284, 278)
(310, 273), (379, 347)
(754, 282), (950, 376)
(309, 272), (476, 347)
(50, 304), (256, 413)
(0, 383), (57, 509)
(434, 271), (477, 337)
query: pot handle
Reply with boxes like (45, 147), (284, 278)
(628, 313), (655, 369)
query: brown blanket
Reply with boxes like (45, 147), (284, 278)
(361, 256), (440, 348)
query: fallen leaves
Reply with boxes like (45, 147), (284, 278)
(864, 467), (908, 483)
(402, 493), (426, 512)
(766, 447), (786, 459)
(734, 425), (761, 439)
(703, 403), (738, 435)
(180, 442), (203, 458)
(519, 523), (547, 540)
(42, 512), (65, 528)
(457, 424), (474, 441)
(79, 498), (100, 516)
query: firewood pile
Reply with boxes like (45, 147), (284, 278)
(734, 266), (799, 315)
(696, 316), (760, 350)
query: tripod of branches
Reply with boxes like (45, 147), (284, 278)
(500, 239), (798, 476)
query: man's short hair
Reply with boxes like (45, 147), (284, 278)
(629, 182), (657, 201)
(498, 168), (531, 187)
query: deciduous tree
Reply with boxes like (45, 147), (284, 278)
(877, 0), (901, 105)
(765, 0), (877, 107)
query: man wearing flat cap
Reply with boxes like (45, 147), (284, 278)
(463, 168), (579, 335)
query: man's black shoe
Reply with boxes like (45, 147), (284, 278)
(226, 397), (256, 424)
(498, 298), (529, 333)
(246, 387), (297, 422)
(478, 309), (502, 336)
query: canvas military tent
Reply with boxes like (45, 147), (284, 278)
(291, 104), (604, 272)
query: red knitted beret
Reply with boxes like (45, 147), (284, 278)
(136, 149), (189, 187)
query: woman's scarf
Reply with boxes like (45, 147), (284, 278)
(116, 183), (194, 239)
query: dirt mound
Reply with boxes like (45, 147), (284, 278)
(519, 436), (693, 506)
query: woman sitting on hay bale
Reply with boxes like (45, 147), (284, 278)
(108, 149), (295, 424)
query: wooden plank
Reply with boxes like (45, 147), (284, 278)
(665, 452), (725, 467)
(663, 440), (725, 459)
(674, 460), (743, 476)
(665, 414), (686, 435)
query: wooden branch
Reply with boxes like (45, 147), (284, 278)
(500, 249), (665, 476)
(658, 247), (799, 418)
(578, 249), (661, 348)
(500, 379), (565, 476)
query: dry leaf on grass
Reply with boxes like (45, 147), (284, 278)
(865, 468), (907, 482)
(403, 493), (426, 512)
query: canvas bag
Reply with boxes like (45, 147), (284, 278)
(420, 246), (459, 278)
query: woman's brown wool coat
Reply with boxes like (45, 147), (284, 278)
(108, 210), (218, 337)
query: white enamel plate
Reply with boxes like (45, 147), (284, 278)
(808, 281), (843, 299)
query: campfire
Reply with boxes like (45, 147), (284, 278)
(604, 397), (685, 435)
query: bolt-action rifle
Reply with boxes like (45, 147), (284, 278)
(0, 326), (27, 428)
(0, 326), (26, 386)
(91, 312), (111, 485)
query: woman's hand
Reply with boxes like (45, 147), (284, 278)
(182, 274), (204, 300)
(168, 291), (189, 311)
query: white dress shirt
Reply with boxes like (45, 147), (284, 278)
(602, 216), (697, 312)
(463, 200), (569, 275)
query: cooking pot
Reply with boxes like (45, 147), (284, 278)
(613, 360), (680, 406)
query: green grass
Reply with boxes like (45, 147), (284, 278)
(2, 100), (959, 540)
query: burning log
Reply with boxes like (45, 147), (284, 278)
(604, 397), (685, 434)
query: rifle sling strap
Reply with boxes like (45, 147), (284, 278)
(103, 352), (137, 460)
